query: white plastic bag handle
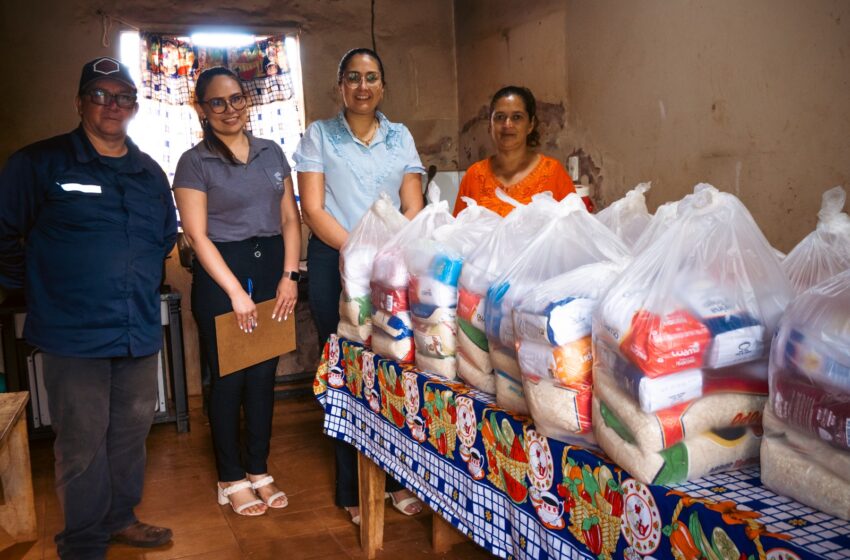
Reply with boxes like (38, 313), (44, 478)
(494, 187), (523, 208)
(817, 186), (846, 222)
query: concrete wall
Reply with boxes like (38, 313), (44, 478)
(0, 0), (459, 395)
(455, 0), (850, 252)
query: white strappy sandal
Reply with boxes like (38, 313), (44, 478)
(217, 480), (267, 516)
(250, 475), (288, 509)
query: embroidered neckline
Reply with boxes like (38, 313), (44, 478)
(485, 153), (545, 191)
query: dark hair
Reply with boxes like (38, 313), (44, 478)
(489, 85), (539, 147)
(337, 48), (386, 86)
(194, 67), (247, 164)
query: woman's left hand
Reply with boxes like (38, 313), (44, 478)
(273, 277), (298, 321)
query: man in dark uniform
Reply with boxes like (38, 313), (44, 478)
(0, 57), (177, 559)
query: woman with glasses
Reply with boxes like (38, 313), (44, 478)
(294, 48), (425, 525)
(173, 67), (301, 516)
(453, 86), (575, 216)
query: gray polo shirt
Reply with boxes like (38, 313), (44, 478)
(173, 133), (291, 242)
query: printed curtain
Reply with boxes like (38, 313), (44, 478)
(131, 32), (303, 188)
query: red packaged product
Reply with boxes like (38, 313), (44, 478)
(773, 368), (850, 451)
(370, 281), (409, 315)
(621, 309), (711, 377)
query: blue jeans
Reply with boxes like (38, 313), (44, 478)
(307, 235), (402, 507)
(42, 352), (158, 560)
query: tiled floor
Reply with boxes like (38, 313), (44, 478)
(5, 393), (494, 559)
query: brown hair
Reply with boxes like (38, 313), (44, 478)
(195, 67), (247, 164)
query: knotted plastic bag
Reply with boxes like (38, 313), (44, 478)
(404, 200), (501, 379)
(455, 192), (562, 392)
(597, 182), (652, 250)
(515, 261), (625, 444)
(592, 183), (793, 484)
(485, 193), (630, 415)
(337, 193), (408, 342)
(782, 186), (850, 294)
(370, 186), (454, 362)
(762, 268), (850, 519)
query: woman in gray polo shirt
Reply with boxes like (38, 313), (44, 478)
(173, 67), (302, 517)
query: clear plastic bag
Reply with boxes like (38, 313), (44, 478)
(592, 184), (794, 484)
(337, 192), (408, 342)
(763, 268), (850, 518)
(485, 194), (630, 414)
(370, 186), (454, 362)
(767, 268), (850, 450)
(405, 199), (501, 379)
(782, 186), (850, 294)
(515, 261), (625, 444)
(597, 182), (652, 250)
(455, 192), (563, 392)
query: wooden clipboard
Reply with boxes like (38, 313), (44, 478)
(214, 298), (296, 376)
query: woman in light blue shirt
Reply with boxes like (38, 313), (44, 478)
(294, 48), (424, 525)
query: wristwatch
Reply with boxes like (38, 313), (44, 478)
(285, 270), (301, 282)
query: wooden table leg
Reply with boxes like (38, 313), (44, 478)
(0, 411), (37, 550)
(358, 452), (386, 559)
(432, 511), (465, 553)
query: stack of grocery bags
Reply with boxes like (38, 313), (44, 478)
(337, 193), (408, 343)
(514, 260), (625, 444)
(456, 192), (563, 393)
(591, 184), (794, 484)
(781, 186), (850, 294)
(369, 187), (454, 362)
(596, 182), (652, 249)
(405, 200), (501, 378)
(485, 194), (630, 416)
(761, 268), (850, 520)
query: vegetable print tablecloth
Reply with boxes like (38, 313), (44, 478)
(314, 335), (850, 560)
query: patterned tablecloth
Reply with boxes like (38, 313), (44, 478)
(314, 335), (850, 560)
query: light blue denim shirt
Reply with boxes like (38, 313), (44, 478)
(293, 111), (425, 232)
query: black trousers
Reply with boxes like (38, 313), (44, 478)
(307, 235), (403, 507)
(192, 235), (282, 481)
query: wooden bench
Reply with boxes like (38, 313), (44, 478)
(0, 392), (37, 552)
(358, 453), (465, 559)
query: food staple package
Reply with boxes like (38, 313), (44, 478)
(592, 184), (794, 484)
(456, 192), (563, 393)
(405, 200), (501, 379)
(370, 186), (454, 362)
(515, 261), (625, 444)
(596, 182), (652, 250)
(337, 192), (408, 343)
(486, 194), (630, 415)
(761, 268), (850, 519)
(781, 186), (850, 294)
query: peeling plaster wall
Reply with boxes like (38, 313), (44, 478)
(455, 0), (573, 167)
(0, 0), (459, 395)
(456, 0), (850, 252)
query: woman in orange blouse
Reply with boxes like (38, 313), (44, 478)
(453, 86), (575, 217)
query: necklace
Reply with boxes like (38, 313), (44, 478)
(356, 118), (379, 145)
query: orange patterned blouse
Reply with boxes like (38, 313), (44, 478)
(452, 155), (575, 217)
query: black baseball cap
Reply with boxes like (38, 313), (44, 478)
(78, 57), (137, 94)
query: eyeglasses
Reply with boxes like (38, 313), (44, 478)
(343, 71), (381, 88)
(86, 88), (137, 109)
(202, 94), (248, 114)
